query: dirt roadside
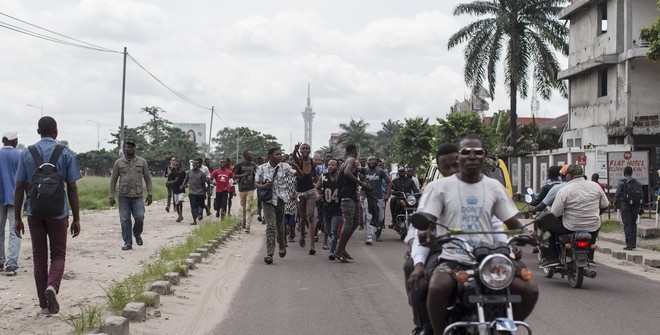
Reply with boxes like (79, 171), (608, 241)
(0, 200), (253, 335)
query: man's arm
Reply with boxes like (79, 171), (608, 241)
(342, 158), (365, 186)
(550, 191), (566, 217)
(67, 182), (81, 237)
(13, 181), (27, 238)
(108, 160), (119, 198)
(383, 172), (392, 200)
(410, 179), (419, 193)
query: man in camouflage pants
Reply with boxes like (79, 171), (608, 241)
(255, 148), (300, 264)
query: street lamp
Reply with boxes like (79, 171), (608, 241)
(86, 119), (100, 150)
(27, 104), (44, 116)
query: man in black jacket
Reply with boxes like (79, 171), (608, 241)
(530, 165), (561, 206)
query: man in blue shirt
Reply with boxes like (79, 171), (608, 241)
(1, 130), (21, 275)
(14, 117), (82, 316)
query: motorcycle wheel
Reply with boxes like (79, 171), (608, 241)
(566, 260), (584, 288)
(537, 249), (554, 278)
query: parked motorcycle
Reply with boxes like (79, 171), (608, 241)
(531, 212), (598, 288)
(411, 212), (536, 335)
(391, 191), (421, 240)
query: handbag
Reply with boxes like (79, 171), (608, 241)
(257, 165), (280, 202)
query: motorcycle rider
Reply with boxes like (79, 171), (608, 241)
(529, 164), (570, 214)
(388, 166), (419, 229)
(529, 165), (561, 206)
(413, 134), (538, 335)
(537, 164), (609, 267)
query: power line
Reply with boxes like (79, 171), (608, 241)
(0, 20), (120, 53)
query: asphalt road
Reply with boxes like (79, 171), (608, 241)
(209, 228), (660, 335)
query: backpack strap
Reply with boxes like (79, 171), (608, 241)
(28, 145), (45, 166)
(48, 144), (66, 166)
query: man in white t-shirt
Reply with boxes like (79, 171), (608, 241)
(414, 135), (538, 334)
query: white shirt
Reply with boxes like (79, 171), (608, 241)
(551, 177), (609, 232)
(413, 175), (519, 264)
(255, 162), (297, 205)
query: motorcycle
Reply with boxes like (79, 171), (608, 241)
(531, 212), (598, 289)
(391, 191), (421, 240)
(411, 212), (536, 335)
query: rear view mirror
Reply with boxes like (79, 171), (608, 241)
(524, 194), (533, 204)
(526, 188), (534, 195)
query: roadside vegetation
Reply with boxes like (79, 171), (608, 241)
(77, 176), (168, 210)
(600, 219), (622, 233)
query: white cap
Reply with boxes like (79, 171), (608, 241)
(2, 130), (18, 141)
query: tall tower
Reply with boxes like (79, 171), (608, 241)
(302, 83), (315, 148)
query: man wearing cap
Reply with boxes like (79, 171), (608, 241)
(537, 165), (609, 268)
(1, 130), (21, 275)
(108, 140), (153, 250)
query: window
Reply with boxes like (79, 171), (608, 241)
(567, 139), (574, 147)
(598, 3), (608, 35)
(598, 69), (608, 97)
(574, 138), (582, 148)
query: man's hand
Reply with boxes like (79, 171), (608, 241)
(146, 195), (153, 206)
(108, 197), (116, 207)
(15, 218), (25, 238)
(418, 229), (436, 248)
(407, 263), (429, 292)
(70, 219), (81, 237)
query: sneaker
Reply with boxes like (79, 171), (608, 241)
(375, 237), (383, 242)
(3, 267), (17, 276)
(122, 244), (132, 250)
(539, 258), (559, 268)
(176, 216), (183, 222)
(366, 237), (373, 245)
(45, 286), (59, 314)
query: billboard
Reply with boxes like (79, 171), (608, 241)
(607, 151), (649, 187)
(173, 123), (206, 146)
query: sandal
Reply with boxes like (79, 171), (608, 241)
(343, 251), (353, 260)
(264, 256), (273, 264)
(336, 255), (350, 263)
(279, 248), (287, 258)
(309, 247), (316, 255)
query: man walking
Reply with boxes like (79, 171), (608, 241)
(14, 117), (82, 316)
(108, 140), (153, 250)
(334, 144), (368, 263)
(255, 148), (298, 264)
(615, 166), (644, 250)
(361, 155), (391, 244)
(167, 161), (187, 222)
(1, 130), (21, 275)
(232, 151), (258, 232)
(210, 158), (234, 220)
(183, 158), (209, 225)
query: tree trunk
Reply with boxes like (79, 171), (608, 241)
(509, 81), (518, 154)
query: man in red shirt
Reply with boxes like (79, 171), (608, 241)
(210, 159), (234, 219)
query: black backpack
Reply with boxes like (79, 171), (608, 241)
(28, 144), (66, 217)
(620, 177), (644, 206)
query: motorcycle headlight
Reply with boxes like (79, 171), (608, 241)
(406, 195), (417, 206)
(478, 254), (515, 290)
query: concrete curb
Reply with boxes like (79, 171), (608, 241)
(102, 220), (243, 333)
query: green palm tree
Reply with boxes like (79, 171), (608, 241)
(337, 118), (377, 155)
(448, 0), (568, 153)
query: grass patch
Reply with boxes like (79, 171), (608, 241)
(64, 304), (104, 335)
(650, 245), (660, 252)
(77, 176), (169, 210)
(600, 219), (621, 233)
(104, 216), (239, 315)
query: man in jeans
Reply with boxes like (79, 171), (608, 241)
(14, 117), (82, 316)
(108, 140), (153, 250)
(361, 155), (391, 244)
(255, 148), (298, 264)
(614, 166), (643, 250)
(1, 130), (21, 276)
(232, 151), (258, 232)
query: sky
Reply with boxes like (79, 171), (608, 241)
(0, 0), (569, 155)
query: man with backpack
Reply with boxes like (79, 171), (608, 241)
(615, 166), (644, 250)
(13, 117), (82, 316)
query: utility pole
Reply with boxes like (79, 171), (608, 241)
(27, 104), (44, 116)
(208, 106), (214, 157)
(86, 119), (100, 150)
(119, 47), (127, 154)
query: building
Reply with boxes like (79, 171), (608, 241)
(558, 0), (660, 150)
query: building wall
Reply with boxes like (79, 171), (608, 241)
(631, 0), (659, 45)
(630, 59), (660, 118)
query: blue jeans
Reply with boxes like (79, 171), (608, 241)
(118, 196), (145, 246)
(0, 205), (22, 269)
(324, 213), (341, 253)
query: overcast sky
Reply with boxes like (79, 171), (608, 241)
(1, 0), (568, 154)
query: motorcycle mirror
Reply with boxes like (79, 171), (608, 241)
(411, 212), (435, 231)
(524, 194), (533, 204)
(526, 187), (534, 195)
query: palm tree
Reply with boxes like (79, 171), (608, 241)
(376, 119), (401, 164)
(448, 0), (568, 153)
(337, 118), (377, 155)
